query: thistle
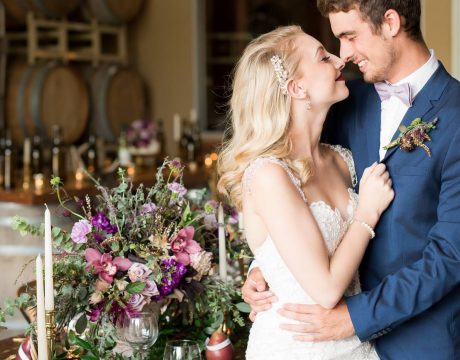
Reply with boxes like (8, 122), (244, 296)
(383, 117), (438, 157)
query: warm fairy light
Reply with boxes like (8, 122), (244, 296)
(204, 156), (213, 168)
(75, 169), (84, 189)
(75, 169), (84, 182)
(210, 153), (218, 161)
(34, 174), (44, 193)
(127, 165), (136, 177)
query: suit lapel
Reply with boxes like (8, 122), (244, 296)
(382, 63), (451, 162)
(363, 87), (381, 164)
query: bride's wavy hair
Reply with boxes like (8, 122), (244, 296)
(217, 25), (312, 210)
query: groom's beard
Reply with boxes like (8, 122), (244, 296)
(364, 39), (396, 84)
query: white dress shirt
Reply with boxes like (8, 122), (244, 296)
(378, 49), (439, 160)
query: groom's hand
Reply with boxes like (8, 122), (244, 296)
(242, 267), (278, 321)
(278, 300), (355, 341)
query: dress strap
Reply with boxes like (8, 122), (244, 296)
(243, 156), (307, 203)
(323, 144), (358, 187)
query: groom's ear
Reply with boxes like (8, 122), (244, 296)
(287, 80), (308, 99)
(382, 9), (402, 38)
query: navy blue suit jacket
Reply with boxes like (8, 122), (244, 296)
(324, 64), (460, 360)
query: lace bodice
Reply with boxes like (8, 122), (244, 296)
(244, 145), (378, 360)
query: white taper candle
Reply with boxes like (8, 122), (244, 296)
(36, 255), (48, 360)
(44, 206), (54, 311)
(218, 204), (227, 280)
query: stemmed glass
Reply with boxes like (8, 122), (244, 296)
(123, 312), (159, 359)
(163, 340), (202, 360)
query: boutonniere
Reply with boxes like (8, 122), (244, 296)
(383, 117), (438, 157)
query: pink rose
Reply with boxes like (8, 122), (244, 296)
(142, 280), (159, 297)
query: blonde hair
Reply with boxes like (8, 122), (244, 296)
(217, 25), (312, 210)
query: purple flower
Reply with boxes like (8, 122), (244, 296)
(128, 263), (152, 282)
(88, 303), (104, 322)
(142, 280), (159, 297)
(85, 248), (132, 284)
(71, 219), (92, 244)
(168, 182), (187, 196)
(127, 294), (148, 312)
(204, 213), (218, 230)
(154, 258), (187, 299)
(140, 203), (157, 214)
(92, 212), (117, 234)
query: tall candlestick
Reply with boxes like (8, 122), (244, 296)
(190, 108), (197, 124)
(23, 138), (31, 165)
(238, 212), (244, 231)
(218, 204), (227, 280)
(36, 255), (48, 360)
(173, 114), (181, 142)
(44, 206), (54, 311)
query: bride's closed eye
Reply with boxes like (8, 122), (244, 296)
(321, 55), (331, 62)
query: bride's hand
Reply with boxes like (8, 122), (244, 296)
(241, 267), (278, 321)
(356, 162), (394, 228)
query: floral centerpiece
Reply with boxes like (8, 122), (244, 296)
(126, 119), (160, 156)
(1, 159), (250, 359)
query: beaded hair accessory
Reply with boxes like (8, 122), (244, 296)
(270, 55), (288, 95)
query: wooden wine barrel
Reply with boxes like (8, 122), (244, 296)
(87, 0), (144, 24)
(6, 61), (89, 145)
(1, 0), (80, 26)
(89, 64), (146, 142)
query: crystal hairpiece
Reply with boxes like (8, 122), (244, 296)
(270, 55), (288, 95)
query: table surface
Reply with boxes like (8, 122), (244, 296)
(0, 334), (24, 359)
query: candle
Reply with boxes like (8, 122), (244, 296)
(218, 204), (227, 280)
(238, 212), (244, 231)
(36, 255), (48, 360)
(44, 206), (54, 311)
(23, 138), (31, 165)
(190, 108), (197, 124)
(173, 114), (181, 142)
(34, 174), (44, 194)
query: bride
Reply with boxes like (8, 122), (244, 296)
(217, 26), (394, 359)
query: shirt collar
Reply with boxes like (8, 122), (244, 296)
(392, 49), (439, 98)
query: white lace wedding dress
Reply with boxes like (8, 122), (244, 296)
(244, 145), (379, 360)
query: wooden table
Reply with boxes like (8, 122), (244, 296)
(0, 334), (24, 359)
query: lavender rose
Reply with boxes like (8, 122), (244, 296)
(128, 263), (152, 282)
(71, 219), (92, 244)
(142, 280), (159, 297)
(127, 294), (148, 312)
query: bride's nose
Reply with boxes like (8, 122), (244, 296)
(333, 55), (345, 71)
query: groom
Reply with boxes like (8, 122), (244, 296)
(242, 1), (460, 359)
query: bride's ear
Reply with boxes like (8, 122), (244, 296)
(287, 79), (308, 99)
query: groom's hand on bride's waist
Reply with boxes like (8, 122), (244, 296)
(242, 267), (278, 320)
(277, 300), (355, 341)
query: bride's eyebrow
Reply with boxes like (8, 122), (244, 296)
(315, 46), (325, 58)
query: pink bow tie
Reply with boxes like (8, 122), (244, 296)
(374, 82), (413, 107)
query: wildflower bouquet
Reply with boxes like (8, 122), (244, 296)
(4, 159), (249, 359)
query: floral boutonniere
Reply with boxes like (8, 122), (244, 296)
(383, 117), (438, 157)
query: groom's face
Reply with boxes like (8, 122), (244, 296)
(329, 9), (395, 83)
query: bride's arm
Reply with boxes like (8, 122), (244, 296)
(248, 162), (393, 309)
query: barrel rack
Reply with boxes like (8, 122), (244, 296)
(5, 11), (127, 66)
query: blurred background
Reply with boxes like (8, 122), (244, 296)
(0, 0), (457, 340)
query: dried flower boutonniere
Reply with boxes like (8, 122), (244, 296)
(383, 117), (438, 157)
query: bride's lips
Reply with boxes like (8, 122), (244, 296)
(335, 75), (345, 81)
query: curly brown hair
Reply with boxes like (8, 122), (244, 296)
(317, 0), (423, 42)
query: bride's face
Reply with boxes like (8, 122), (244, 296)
(294, 34), (349, 106)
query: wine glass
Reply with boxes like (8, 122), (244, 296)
(123, 312), (159, 359)
(163, 340), (202, 360)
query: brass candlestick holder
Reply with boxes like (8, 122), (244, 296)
(45, 310), (56, 359)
